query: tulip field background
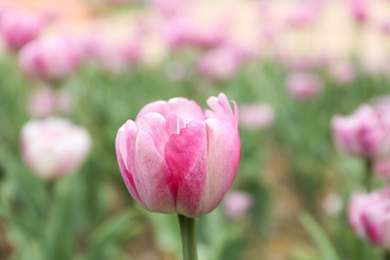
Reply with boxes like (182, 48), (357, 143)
(1, 0), (390, 259)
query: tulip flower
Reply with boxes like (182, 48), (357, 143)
(348, 0), (368, 24)
(198, 44), (248, 81)
(328, 60), (356, 85)
(27, 86), (72, 118)
(115, 93), (240, 218)
(0, 9), (43, 51)
(116, 93), (240, 260)
(373, 156), (390, 180)
(83, 34), (140, 74)
(21, 117), (91, 180)
(347, 188), (390, 249)
(18, 35), (82, 82)
(223, 191), (253, 220)
(285, 72), (323, 100)
(332, 105), (390, 159)
(239, 103), (275, 130)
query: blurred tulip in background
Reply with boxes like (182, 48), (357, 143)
(18, 35), (82, 82)
(285, 71), (323, 100)
(0, 8), (44, 51)
(348, 188), (390, 249)
(223, 191), (254, 220)
(20, 117), (91, 180)
(238, 103), (275, 130)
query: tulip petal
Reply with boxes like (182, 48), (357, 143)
(198, 117), (240, 216)
(165, 120), (207, 217)
(133, 130), (176, 214)
(205, 93), (238, 128)
(115, 120), (146, 209)
(136, 112), (168, 156)
(137, 98), (204, 124)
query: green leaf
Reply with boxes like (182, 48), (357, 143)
(299, 212), (339, 260)
(85, 209), (144, 260)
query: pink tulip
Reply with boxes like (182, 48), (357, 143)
(348, 189), (390, 248)
(161, 17), (196, 49)
(328, 60), (356, 85)
(332, 105), (390, 158)
(286, 0), (322, 28)
(239, 103), (275, 130)
(153, 0), (193, 17)
(223, 191), (253, 220)
(18, 35), (82, 81)
(115, 93), (240, 218)
(21, 117), (91, 180)
(285, 72), (323, 100)
(27, 86), (72, 118)
(348, 0), (368, 24)
(188, 23), (227, 50)
(0, 9), (43, 51)
(84, 35), (140, 74)
(198, 43), (249, 81)
(373, 157), (390, 179)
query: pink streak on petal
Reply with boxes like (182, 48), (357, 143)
(133, 130), (176, 214)
(165, 120), (207, 217)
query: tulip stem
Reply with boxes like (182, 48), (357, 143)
(364, 159), (372, 191)
(178, 215), (198, 260)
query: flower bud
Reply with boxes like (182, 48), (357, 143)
(115, 93), (240, 218)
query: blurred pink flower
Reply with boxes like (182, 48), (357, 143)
(223, 191), (254, 220)
(188, 23), (228, 50)
(152, 0), (194, 17)
(286, 0), (323, 28)
(161, 16), (195, 49)
(115, 93), (240, 217)
(348, 0), (368, 24)
(328, 60), (356, 85)
(21, 117), (91, 180)
(239, 103), (275, 130)
(348, 188), (390, 249)
(27, 86), (72, 118)
(18, 35), (82, 81)
(332, 105), (390, 158)
(285, 72), (323, 100)
(82, 31), (141, 74)
(373, 157), (390, 179)
(198, 43), (250, 81)
(379, 20), (390, 35)
(0, 9), (43, 51)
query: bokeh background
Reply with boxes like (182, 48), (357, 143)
(1, 0), (390, 259)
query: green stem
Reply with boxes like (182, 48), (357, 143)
(384, 252), (390, 260)
(364, 159), (372, 191)
(178, 215), (198, 260)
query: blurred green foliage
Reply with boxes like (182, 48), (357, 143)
(0, 52), (389, 260)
